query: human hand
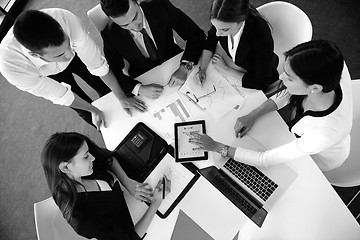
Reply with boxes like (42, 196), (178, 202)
(234, 114), (256, 138)
(138, 83), (164, 99)
(91, 108), (106, 131)
(119, 96), (147, 116)
(152, 175), (171, 205)
(168, 66), (188, 87)
(211, 54), (228, 74)
(188, 133), (222, 152)
(125, 179), (154, 202)
(194, 67), (206, 86)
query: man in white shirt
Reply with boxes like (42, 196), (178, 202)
(0, 8), (147, 129)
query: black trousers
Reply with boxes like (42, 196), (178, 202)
(49, 55), (111, 127)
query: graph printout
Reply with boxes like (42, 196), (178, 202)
(147, 88), (192, 143)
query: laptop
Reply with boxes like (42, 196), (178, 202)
(199, 135), (297, 227)
(113, 122), (169, 182)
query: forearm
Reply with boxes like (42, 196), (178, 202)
(100, 70), (127, 102)
(200, 50), (213, 70)
(109, 157), (132, 189)
(248, 99), (278, 120)
(70, 93), (100, 113)
(134, 201), (161, 238)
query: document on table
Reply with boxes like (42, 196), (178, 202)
(145, 86), (192, 143)
(179, 64), (245, 118)
(144, 153), (196, 216)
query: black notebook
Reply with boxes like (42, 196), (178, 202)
(113, 122), (199, 218)
(113, 122), (169, 182)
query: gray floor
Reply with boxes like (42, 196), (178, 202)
(0, 0), (359, 239)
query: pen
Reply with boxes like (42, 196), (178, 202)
(162, 177), (166, 199)
(198, 67), (204, 87)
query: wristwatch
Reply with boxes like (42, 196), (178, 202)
(220, 145), (229, 157)
(180, 60), (194, 71)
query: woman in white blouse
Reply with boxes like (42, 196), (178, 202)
(189, 40), (353, 171)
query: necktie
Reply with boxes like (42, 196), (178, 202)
(140, 28), (159, 62)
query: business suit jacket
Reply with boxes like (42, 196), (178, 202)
(101, 0), (205, 95)
(204, 14), (279, 91)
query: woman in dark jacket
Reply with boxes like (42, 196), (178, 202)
(199, 0), (279, 91)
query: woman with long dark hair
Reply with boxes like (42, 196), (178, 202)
(41, 132), (170, 239)
(190, 40), (352, 171)
(199, 0), (279, 91)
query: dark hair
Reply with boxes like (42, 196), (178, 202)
(101, 0), (135, 18)
(283, 40), (344, 116)
(41, 132), (112, 222)
(13, 10), (65, 54)
(285, 40), (344, 93)
(210, 0), (261, 23)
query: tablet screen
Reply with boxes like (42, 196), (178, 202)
(174, 120), (208, 162)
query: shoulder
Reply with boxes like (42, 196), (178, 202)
(41, 8), (84, 39)
(0, 34), (31, 78)
(102, 21), (127, 41)
(141, 0), (176, 12)
(246, 14), (272, 35)
(40, 8), (77, 21)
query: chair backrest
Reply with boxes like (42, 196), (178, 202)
(257, 1), (313, 74)
(87, 4), (110, 32)
(87, 4), (130, 75)
(323, 80), (360, 187)
(34, 197), (92, 240)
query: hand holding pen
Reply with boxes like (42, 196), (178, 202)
(196, 67), (206, 87)
(153, 175), (171, 202)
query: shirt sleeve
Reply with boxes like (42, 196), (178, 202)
(52, 83), (75, 106)
(203, 26), (219, 53)
(131, 83), (142, 96)
(234, 140), (308, 168)
(0, 49), (75, 106)
(59, 9), (109, 76)
(234, 126), (337, 168)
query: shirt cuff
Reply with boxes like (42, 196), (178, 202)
(52, 83), (75, 106)
(88, 56), (110, 77)
(132, 83), (142, 96)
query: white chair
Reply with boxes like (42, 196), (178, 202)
(87, 4), (110, 32)
(34, 197), (93, 240)
(257, 1), (313, 75)
(323, 80), (360, 189)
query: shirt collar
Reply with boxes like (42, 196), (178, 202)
(20, 37), (75, 69)
(231, 21), (246, 44)
(20, 45), (49, 68)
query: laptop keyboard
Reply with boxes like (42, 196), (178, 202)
(223, 159), (278, 202)
(212, 174), (259, 218)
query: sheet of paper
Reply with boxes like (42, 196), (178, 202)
(179, 65), (245, 118)
(144, 154), (194, 214)
(145, 87), (192, 143)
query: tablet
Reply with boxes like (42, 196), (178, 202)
(174, 120), (208, 162)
